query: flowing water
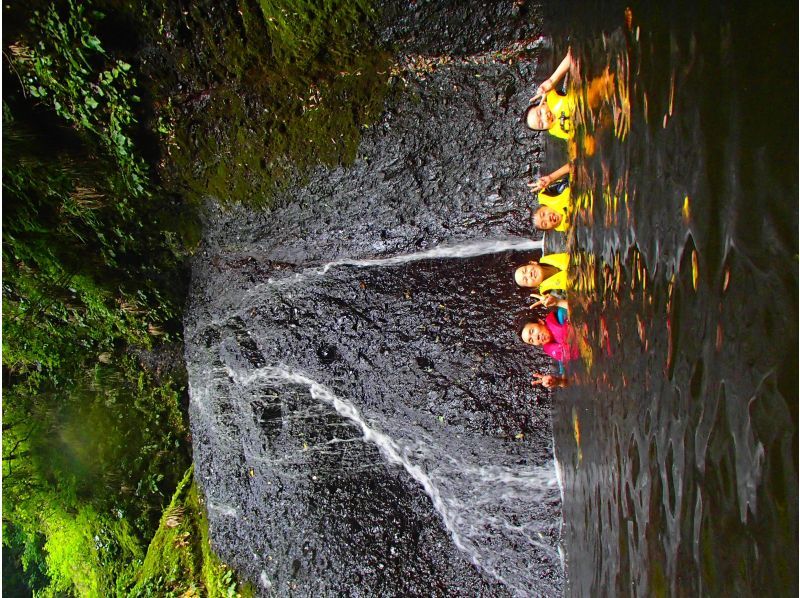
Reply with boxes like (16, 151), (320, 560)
(185, 1), (797, 596)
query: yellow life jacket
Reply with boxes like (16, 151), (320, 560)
(539, 252), (570, 293)
(538, 186), (571, 232)
(545, 90), (575, 140)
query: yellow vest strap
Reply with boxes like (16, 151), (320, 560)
(540, 270), (568, 294)
(545, 90), (574, 140)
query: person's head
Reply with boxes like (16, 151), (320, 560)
(533, 205), (563, 230)
(519, 319), (553, 346)
(524, 102), (555, 130)
(514, 262), (546, 288)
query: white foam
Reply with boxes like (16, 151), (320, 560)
(267, 237), (543, 286)
(228, 363), (562, 596)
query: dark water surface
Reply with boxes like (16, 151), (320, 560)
(544, 1), (798, 596)
(184, 1), (797, 596)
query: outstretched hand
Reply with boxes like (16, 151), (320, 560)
(527, 175), (553, 194)
(531, 79), (553, 104)
(531, 372), (560, 389)
(530, 293), (558, 309)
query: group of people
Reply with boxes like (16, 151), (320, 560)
(515, 50), (580, 390)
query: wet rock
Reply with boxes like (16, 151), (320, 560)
(186, 1), (562, 596)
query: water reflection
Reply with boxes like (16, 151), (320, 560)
(548, 2), (797, 595)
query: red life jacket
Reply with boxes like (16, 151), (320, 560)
(541, 310), (580, 363)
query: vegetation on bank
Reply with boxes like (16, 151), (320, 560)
(3, 0), (391, 594)
(131, 467), (255, 597)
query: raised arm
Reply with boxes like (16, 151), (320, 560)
(527, 163), (571, 193)
(532, 49), (573, 101)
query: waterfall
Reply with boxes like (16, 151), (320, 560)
(225, 363), (563, 596)
(266, 238), (543, 286)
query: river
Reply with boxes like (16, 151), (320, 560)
(547, 1), (797, 595)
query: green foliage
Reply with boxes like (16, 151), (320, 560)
(5, 504), (145, 597)
(39, 505), (143, 596)
(132, 467), (255, 598)
(3, 358), (190, 596)
(3, 521), (48, 595)
(11, 0), (148, 197)
(2, 102), (188, 391)
(3, 0), (389, 594)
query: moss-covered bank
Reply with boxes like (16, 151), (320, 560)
(132, 467), (255, 597)
(138, 0), (392, 205)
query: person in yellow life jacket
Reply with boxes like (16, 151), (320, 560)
(525, 89), (576, 139)
(525, 49), (615, 139)
(533, 182), (571, 232)
(525, 51), (617, 193)
(513, 252), (569, 295)
(524, 50), (574, 137)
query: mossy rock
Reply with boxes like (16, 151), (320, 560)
(133, 466), (255, 597)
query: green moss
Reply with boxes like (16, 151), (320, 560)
(3, 355), (192, 596)
(146, 0), (391, 207)
(133, 467), (255, 598)
(39, 505), (144, 596)
(648, 557), (668, 597)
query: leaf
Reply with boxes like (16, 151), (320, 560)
(83, 34), (103, 52)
